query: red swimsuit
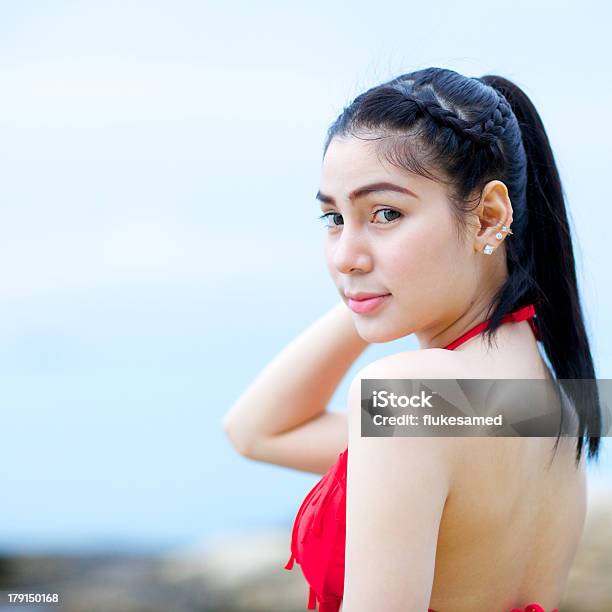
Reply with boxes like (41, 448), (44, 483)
(284, 304), (559, 612)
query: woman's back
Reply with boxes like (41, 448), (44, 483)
(427, 323), (587, 611)
(429, 433), (586, 611)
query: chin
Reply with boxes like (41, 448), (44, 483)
(353, 319), (406, 344)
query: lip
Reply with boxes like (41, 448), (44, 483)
(346, 293), (391, 314)
(344, 291), (390, 301)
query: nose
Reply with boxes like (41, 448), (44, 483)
(330, 224), (373, 274)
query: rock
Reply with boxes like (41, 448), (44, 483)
(158, 529), (306, 611)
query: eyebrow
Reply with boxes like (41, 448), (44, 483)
(315, 181), (419, 205)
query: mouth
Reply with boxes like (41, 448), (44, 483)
(346, 293), (391, 314)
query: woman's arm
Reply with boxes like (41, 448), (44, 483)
(222, 301), (369, 471)
(342, 353), (457, 611)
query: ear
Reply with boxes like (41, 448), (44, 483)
(473, 180), (513, 256)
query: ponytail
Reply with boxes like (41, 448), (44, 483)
(480, 76), (602, 465)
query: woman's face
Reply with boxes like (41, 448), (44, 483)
(319, 135), (488, 345)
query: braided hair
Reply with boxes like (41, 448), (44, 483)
(322, 67), (601, 466)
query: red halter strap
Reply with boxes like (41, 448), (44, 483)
(442, 304), (540, 351)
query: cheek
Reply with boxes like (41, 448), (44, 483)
(382, 222), (451, 282)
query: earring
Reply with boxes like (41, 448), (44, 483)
(495, 232), (503, 240)
(483, 244), (495, 255)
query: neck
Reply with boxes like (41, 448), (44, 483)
(416, 294), (499, 351)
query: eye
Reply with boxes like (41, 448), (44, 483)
(317, 208), (402, 229)
(317, 212), (343, 228)
(372, 208), (402, 224)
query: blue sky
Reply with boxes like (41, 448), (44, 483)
(0, 1), (610, 553)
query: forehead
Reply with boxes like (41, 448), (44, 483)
(319, 135), (434, 199)
(320, 136), (390, 184)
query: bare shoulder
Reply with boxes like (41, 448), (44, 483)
(346, 348), (468, 479)
(355, 347), (467, 380)
(347, 348), (467, 419)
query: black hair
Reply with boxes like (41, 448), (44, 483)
(323, 67), (601, 465)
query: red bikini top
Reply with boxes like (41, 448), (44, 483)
(284, 303), (557, 612)
(442, 303), (540, 350)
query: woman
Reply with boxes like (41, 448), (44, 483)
(222, 67), (602, 612)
